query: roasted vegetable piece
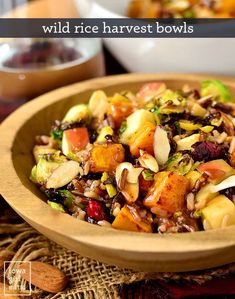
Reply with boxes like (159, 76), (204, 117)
(139, 173), (154, 195)
(219, 0), (235, 13)
(96, 126), (114, 143)
(90, 143), (125, 172)
(112, 205), (152, 233)
(201, 195), (235, 230)
(33, 147), (57, 163)
(107, 94), (135, 128)
(48, 201), (65, 213)
(62, 128), (89, 157)
(231, 150), (235, 167)
(185, 170), (201, 190)
(144, 171), (189, 215)
(31, 158), (60, 185)
(129, 121), (156, 157)
(198, 159), (235, 184)
(62, 104), (90, 123)
(166, 153), (193, 175)
(201, 80), (232, 102)
(120, 109), (155, 145)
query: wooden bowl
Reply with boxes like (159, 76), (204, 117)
(1, 73), (235, 272)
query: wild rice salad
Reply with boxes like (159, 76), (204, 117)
(128, 0), (235, 18)
(30, 80), (235, 233)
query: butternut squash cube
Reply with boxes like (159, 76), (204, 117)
(90, 143), (125, 172)
(112, 205), (152, 233)
(129, 122), (156, 157)
(144, 171), (189, 215)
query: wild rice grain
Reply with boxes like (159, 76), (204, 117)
(186, 193), (195, 211)
(97, 220), (112, 227)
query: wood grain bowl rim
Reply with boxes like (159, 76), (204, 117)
(1, 73), (235, 256)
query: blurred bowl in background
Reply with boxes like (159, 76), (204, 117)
(0, 38), (104, 101)
(76, 0), (235, 76)
(0, 0), (105, 102)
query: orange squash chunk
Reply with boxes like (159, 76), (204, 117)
(90, 143), (125, 172)
(107, 97), (134, 128)
(112, 205), (152, 233)
(231, 151), (235, 168)
(144, 171), (189, 215)
(129, 121), (156, 157)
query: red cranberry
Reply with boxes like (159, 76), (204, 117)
(191, 141), (225, 162)
(86, 200), (108, 221)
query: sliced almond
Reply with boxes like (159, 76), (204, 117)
(46, 161), (82, 189)
(116, 162), (143, 185)
(19, 261), (68, 293)
(153, 126), (170, 165)
(116, 162), (142, 203)
(210, 175), (235, 193)
(139, 151), (159, 173)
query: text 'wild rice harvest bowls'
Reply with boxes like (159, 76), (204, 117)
(30, 79), (235, 234)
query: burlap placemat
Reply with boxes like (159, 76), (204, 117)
(1, 206), (235, 299)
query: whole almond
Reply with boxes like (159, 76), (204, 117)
(19, 261), (68, 293)
(0, 250), (15, 269)
(0, 282), (21, 299)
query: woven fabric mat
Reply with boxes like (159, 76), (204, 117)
(1, 204), (235, 299)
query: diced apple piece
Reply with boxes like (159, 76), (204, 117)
(112, 205), (152, 233)
(195, 183), (219, 210)
(176, 134), (200, 151)
(198, 159), (235, 184)
(62, 128), (89, 157)
(136, 82), (166, 102)
(129, 122), (156, 157)
(153, 126), (171, 165)
(88, 90), (108, 119)
(120, 109), (155, 145)
(46, 160), (82, 189)
(143, 171), (189, 215)
(201, 195), (235, 230)
(90, 144), (125, 173)
(33, 146), (57, 163)
(62, 104), (90, 123)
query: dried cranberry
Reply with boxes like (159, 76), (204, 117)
(191, 141), (225, 162)
(86, 200), (108, 221)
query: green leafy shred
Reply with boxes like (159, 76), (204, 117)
(51, 129), (63, 141)
(60, 190), (74, 209)
(48, 201), (65, 213)
(119, 121), (127, 134)
(142, 170), (154, 181)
